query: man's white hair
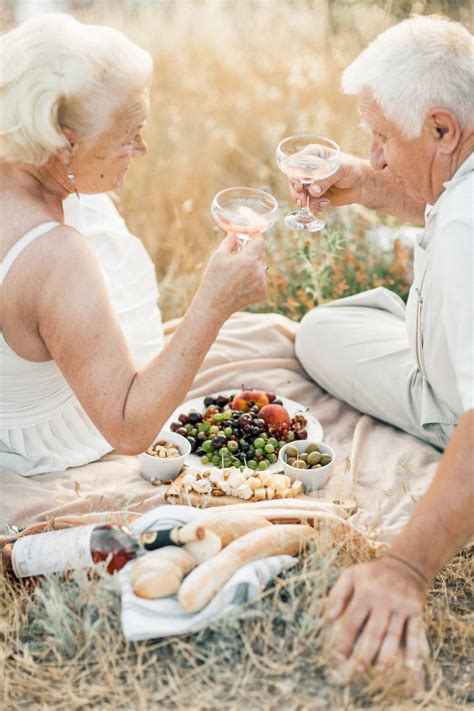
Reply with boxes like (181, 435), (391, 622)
(341, 15), (474, 139)
(0, 13), (153, 165)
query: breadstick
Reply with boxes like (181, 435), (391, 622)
(130, 546), (195, 584)
(178, 524), (317, 613)
(201, 498), (355, 518)
(201, 514), (272, 547)
(133, 559), (182, 599)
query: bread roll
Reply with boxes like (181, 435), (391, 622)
(178, 524), (317, 613)
(130, 546), (196, 584)
(133, 560), (182, 599)
(184, 529), (222, 564)
(200, 513), (272, 546)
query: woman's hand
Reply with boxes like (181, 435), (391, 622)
(197, 233), (267, 319)
(327, 556), (428, 673)
(289, 153), (369, 214)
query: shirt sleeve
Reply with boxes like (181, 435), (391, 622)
(437, 181), (474, 412)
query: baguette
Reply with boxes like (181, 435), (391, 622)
(130, 546), (196, 584)
(133, 560), (183, 599)
(201, 514), (272, 547)
(178, 524), (317, 613)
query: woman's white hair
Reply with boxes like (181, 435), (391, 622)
(341, 15), (474, 139)
(0, 13), (153, 165)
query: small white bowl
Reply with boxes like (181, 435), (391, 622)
(137, 430), (191, 482)
(278, 440), (335, 491)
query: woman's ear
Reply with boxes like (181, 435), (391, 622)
(426, 109), (461, 155)
(56, 127), (78, 166)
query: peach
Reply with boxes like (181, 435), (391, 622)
(231, 390), (270, 411)
(259, 404), (290, 427)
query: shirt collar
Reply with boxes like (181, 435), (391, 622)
(425, 152), (473, 223)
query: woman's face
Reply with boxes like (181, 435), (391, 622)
(70, 90), (149, 193)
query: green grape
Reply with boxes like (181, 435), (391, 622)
(202, 439), (213, 452)
(224, 426), (233, 437)
(200, 455), (210, 464)
(286, 431), (296, 441)
(209, 425), (220, 435)
(227, 441), (239, 452)
(264, 443), (274, 454)
(279, 440), (286, 448)
(258, 460), (269, 470)
(267, 453), (278, 464)
(185, 423), (193, 432)
(247, 459), (257, 470)
(222, 410), (233, 421)
(213, 413), (223, 423)
(254, 448), (264, 457)
(268, 437), (279, 448)
(254, 438), (265, 449)
(212, 455), (221, 466)
(190, 428), (198, 436)
(219, 447), (228, 456)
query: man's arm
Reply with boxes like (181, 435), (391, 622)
(328, 409), (474, 671)
(290, 154), (426, 225)
(390, 409), (474, 584)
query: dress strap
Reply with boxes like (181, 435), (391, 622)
(1, 221), (61, 285)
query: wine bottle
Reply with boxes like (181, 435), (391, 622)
(3, 522), (204, 578)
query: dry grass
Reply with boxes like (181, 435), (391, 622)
(1, 536), (472, 709)
(1, 1), (473, 708)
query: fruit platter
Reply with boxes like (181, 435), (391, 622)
(164, 389), (323, 473)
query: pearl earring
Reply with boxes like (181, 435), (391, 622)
(66, 166), (80, 199)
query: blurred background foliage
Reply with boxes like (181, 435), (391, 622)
(1, 0), (472, 320)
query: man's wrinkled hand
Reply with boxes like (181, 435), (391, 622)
(327, 557), (429, 673)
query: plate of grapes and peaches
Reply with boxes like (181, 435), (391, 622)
(164, 389), (323, 473)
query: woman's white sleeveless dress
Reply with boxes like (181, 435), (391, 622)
(0, 194), (164, 476)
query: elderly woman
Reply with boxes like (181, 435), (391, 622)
(0, 14), (267, 476)
(293, 15), (473, 672)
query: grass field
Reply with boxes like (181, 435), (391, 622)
(1, 1), (473, 708)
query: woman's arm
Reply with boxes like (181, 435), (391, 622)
(290, 154), (426, 225)
(37, 227), (267, 453)
(328, 409), (474, 671)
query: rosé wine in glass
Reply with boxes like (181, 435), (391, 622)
(211, 187), (279, 246)
(276, 135), (341, 232)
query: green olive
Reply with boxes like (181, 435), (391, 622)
(304, 443), (320, 454)
(307, 451), (321, 466)
(320, 453), (332, 466)
(299, 452), (308, 463)
(311, 464), (322, 469)
(287, 457), (296, 466)
(292, 460), (308, 470)
(284, 445), (299, 459)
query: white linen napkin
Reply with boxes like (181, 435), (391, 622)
(119, 504), (297, 641)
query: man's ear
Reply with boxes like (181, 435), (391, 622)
(56, 126), (78, 166)
(425, 109), (461, 155)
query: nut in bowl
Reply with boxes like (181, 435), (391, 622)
(138, 430), (191, 482)
(278, 440), (335, 491)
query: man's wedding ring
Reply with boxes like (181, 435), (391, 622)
(263, 266), (269, 273)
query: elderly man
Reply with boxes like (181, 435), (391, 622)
(293, 15), (473, 672)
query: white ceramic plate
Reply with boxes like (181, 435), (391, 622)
(164, 390), (324, 472)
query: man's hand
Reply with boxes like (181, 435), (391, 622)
(288, 153), (369, 214)
(288, 151), (425, 224)
(328, 556), (428, 673)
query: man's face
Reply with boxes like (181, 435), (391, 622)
(358, 89), (435, 203)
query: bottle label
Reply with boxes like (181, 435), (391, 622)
(12, 525), (96, 577)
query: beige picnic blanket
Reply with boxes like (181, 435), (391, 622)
(0, 312), (441, 544)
